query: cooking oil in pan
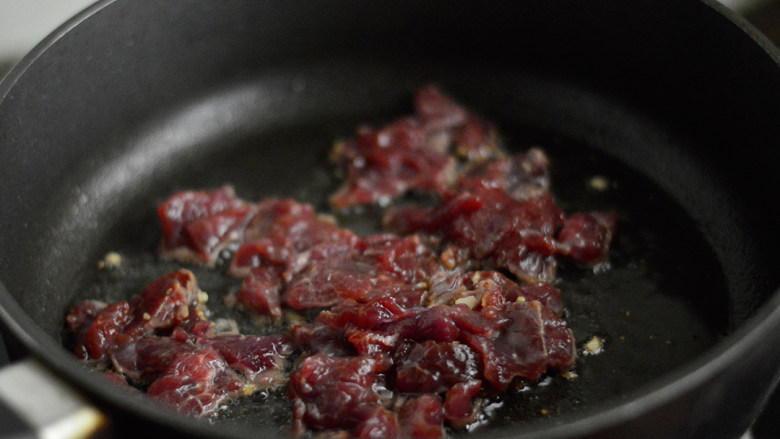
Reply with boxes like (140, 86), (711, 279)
(69, 122), (728, 434)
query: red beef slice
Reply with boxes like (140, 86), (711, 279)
(398, 394), (445, 439)
(201, 334), (293, 389)
(66, 300), (107, 334)
(146, 347), (245, 417)
(453, 115), (500, 162)
(288, 354), (392, 434)
(389, 304), (494, 343)
(384, 187), (562, 282)
(386, 183), (616, 283)
(354, 406), (399, 439)
(158, 186), (256, 266)
(464, 300), (576, 391)
(558, 211), (619, 267)
(414, 84), (468, 131)
(443, 380), (483, 429)
(394, 341), (482, 394)
(329, 118), (457, 209)
(284, 234), (433, 312)
(283, 243), (374, 310)
(317, 296), (412, 332)
(290, 322), (356, 357)
(230, 199), (359, 275)
(110, 335), (192, 386)
(236, 265), (284, 317)
(330, 87), (471, 210)
(68, 300), (132, 361)
(69, 270), (296, 420)
(67, 270), (204, 362)
(425, 270), (564, 316)
(330, 85), (508, 209)
(458, 149), (550, 201)
(124, 269), (204, 336)
(229, 200), (361, 314)
(359, 233), (439, 284)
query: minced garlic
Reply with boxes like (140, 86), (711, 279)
(455, 295), (479, 309)
(97, 252), (122, 269)
(584, 336), (604, 355)
(589, 176), (609, 191)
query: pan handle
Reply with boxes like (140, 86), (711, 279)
(0, 358), (106, 439)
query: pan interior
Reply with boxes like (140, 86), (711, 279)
(31, 62), (733, 432)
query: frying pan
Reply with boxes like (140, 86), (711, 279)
(0, 0), (779, 438)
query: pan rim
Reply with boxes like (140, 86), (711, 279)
(0, 0), (779, 437)
(2, 0), (779, 104)
(0, 0), (117, 103)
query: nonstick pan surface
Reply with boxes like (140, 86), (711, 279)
(1, 1), (779, 438)
(61, 64), (732, 430)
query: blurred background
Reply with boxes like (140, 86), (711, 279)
(0, 0), (95, 62)
(0, 0), (778, 437)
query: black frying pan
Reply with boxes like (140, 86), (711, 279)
(0, 1), (779, 438)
